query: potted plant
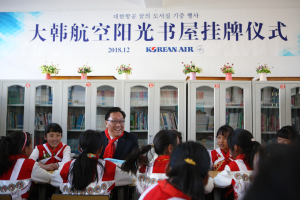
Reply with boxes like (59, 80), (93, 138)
(78, 63), (92, 80)
(221, 63), (235, 81)
(39, 62), (60, 80)
(116, 64), (132, 80)
(256, 63), (272, 81)
(182, 61), (203, 80)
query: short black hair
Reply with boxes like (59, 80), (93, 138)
(44, 123), (63, 137)
(276, 126), (298, 142)
(216, 125), (234, 138)
(105, 107), (126, 120)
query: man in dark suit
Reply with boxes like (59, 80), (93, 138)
(100, 107), (138, 160)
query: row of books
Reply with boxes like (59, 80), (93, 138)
(97, 90), (114, 106)
(261, 88), (279, 106)
(226, 112), (244, 130)
(6, 112), (23, 129)
(291, 117), (300, 131)
(226, 87), (244, 106)
(160, 112), (178, 130)
(68, 89), (85, 106)
(34, 138), (44, 146)
(196, 139), (214, 150)
(160, 89), (178, 105)
(8, 87), (24, 104)
(96, 115), (106, 130)
(130, 112), (148, 130)
(291, 94), (300, 107)
(35, 112), (52, 129)
(262, 138), (277, 146)
(67, 138), (80, 154)
(196, 90), (214, 106)
(130, 87), (148, 106)
(35, 87), (53, 105)
(196, 114), (214, 131)
(261, 113), (279, 132)
(138, 139), (148, 148)
(67, 114), (85, 130)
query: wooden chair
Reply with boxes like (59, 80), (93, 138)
(0, 194), (12, 200)
(51, 194), (109, 200)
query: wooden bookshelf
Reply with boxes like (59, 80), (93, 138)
(186, 76), (254, 81)
(255, 77), (300, 81)
(50, 75), (117, 80)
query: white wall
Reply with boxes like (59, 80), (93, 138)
(0, 0), (300, 80)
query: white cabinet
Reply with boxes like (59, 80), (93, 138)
(253, 81), (300, 145)
(187, 80), (252, 150)
(123, 80), (186, 146)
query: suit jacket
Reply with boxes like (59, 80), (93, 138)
(100, 130), (139, 160)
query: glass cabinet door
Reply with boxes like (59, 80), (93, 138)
(6, 85), (25, 135)
(67, 86), (86, 154)
(291, 87), (300, 132)
(130, 86), (148, 147)
(261, 87), (280, 145)
(34, 86), (53, 146)
(225, 87), (244, 130)
(159, 86), (178, 131)
(195, 86), (214, 150)
(96, 86), (114, 132)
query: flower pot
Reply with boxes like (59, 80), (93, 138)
(81, 73), (87, 80)
(123, 73), (129, 80)
(45, 73), (51, 80)
(225, 73), (232, 81)
(260, 73), (267, 81)
(190, 72), (196, 80)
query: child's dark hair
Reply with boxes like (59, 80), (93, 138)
(105, 107), (126, 120)
(167, 141), (210, 200)
(121, 130), (178, 175)
(216, 125), (234, 137)
(44, 123), (63, 137)
(0, 131), (32, 176)
(227, 129), (261, 169)
(171, 130), (183, 143)
(276, 126), (298, 142)
(68, 130), (104, 190)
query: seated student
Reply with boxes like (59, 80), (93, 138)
(214, 129), (261, 200)
(0, 131), (51, 200)
(121, 130), (179, 194)
(209, 125), (234, 171)
(51, 129), (133, 196)
(29, 123), (71, 171)
(276, 125), (298, 145)
(139, 141), (211, 200)
(243, 143), (300, 200)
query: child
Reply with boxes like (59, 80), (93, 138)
(29, 123), (71, 170)
(210, 125), (234, 171)
(139, 141), (211, 200)
(50, 129), (133, 195)
(121, 130), (179, 194)
(0, 131), (51, 200)
(276, 125), (298, 145)
(214, 129), (261, 200)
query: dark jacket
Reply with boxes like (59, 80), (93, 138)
(99, 130), (139, 160)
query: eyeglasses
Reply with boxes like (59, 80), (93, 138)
(106, 120), (125, 125)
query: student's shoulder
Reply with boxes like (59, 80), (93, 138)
(227, 160), (240, 171)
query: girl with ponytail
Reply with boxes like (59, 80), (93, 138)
(214, 129), (261, 200)
(139, 141), (211, 200)
(51, 130), (132, 196)
(0, 131), (51, 200)
(121, 130), (179, 194)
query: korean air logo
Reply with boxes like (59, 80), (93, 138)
(146, 46), (194, 53)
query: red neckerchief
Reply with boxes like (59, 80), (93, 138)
(158, 179), (191, 200)
(46, 142), (63, 163)
(235, 154), (252, 169)
(220, 149), (231, 165)
(8, 154), (27, 161)
(152, 155), (171, 173)
(103, 128), (124, 158)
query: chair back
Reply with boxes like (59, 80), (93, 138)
(51, 194), (109, 200)
(0, 194), (12, 200)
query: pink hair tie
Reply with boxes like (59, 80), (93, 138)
(22, 131), (28, 151)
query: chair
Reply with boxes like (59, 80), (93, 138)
(51, 194), (109, 200)
(0, 194), (12, 200)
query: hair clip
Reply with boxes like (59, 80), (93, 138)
(184, 158), (196, 165)
(151, 143), (154, 148)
